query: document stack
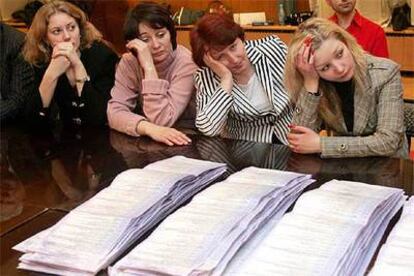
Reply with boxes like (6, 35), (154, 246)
(369, 196), (414, 275)
(224, 180), (405, 276)
(109, 167), (314, 275)
(13, 156), (227, 276)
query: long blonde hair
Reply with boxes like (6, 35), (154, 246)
(23, 1), (102, 66)
(284, 17), (367, 130)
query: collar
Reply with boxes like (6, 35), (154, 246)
(329, 9), (363, 28)
(244, 41), (263, 65)
(351, 10), (363, 28)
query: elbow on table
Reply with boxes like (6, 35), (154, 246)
(195, 121), (222, 137)
(146, 111), (176, 128)
(370, 131), (406, 157)
(106, 104), (128, 133)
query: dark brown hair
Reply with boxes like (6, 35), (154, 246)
(123, 1), (177, 50)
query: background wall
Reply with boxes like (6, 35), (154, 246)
(309, 0), (411, 27)
(127, 0), (310, 22)
(0, 0), (30, 20)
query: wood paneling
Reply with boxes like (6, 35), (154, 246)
(89, 0), (130, 54)
(176, 29), (192, 49)
(244, 31), (292, 45)
(387, 32), (414, 72)
(402, 75), (414, 101)
(127, 0), (310, 22)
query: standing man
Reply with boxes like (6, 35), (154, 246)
(326, 0), (389, 58)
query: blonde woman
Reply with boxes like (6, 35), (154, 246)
(23, 1), (119, 127)
(285, 17), (408, 158)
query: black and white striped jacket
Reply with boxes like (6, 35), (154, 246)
(194, 35), (293, 144)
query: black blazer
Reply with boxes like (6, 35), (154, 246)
(26, 41), (119, 127)
(0, 23), (34, 122)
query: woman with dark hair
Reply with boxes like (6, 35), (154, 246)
(23, 1), (119, 127)
(107, 2), (198, 146)
(190, 14), (292, 144)
(284, 18), (408, 158)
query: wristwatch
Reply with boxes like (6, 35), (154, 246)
(75, 75), (90, 83)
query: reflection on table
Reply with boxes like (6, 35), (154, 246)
(0, 125), (412, 276)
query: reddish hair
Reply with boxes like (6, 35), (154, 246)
(190, 14), (244, 67)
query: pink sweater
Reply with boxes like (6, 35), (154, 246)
(107, 45), (198, 136)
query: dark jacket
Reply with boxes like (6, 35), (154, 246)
(25, 41), (119, 127)
(0, 23), (34, 122)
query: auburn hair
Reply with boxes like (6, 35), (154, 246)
(190, 13), (244, 67)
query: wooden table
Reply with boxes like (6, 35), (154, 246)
(1, 125), (413, 275)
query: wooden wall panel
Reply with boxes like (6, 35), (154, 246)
(126, 0), (310, 22)
(89, 0), (130, 54)
(176, 29), (192, 49)
(244, 31), (292, 45)
(387, 35), (414, 72)
(387, 36), (405, 69)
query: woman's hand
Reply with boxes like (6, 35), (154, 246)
(40, 52), (70, 108)
(52, 42), (87, 95)
(137, 121), (192, 146)
(52, 42), (81, 67)
(203, 52), (231, 79)
(295, 37), (319, 92)
(203, 52), (233, 93)
(46, 55), (71, 79)
(126, 38), (156, 77)
(287, 125), (321, 154)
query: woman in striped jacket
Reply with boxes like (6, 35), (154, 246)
(190, 14), (293, 144)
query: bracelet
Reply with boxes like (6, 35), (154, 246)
(75, 75), (90, 83)
(307, 90), (321, 96)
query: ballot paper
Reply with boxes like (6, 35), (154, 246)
(109, 167), (314, 275)
(13, 156), (227, 276)
(224, 179), (405, 276)
(369, 196), (414, 276)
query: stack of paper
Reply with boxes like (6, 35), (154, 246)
(369, 196), (414, 275)
(109, 167), (314, 275)
(223, 180), (405, 276)
(13, 156), (227, 276)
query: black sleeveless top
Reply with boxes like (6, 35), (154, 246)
(333, 80), (355, 132)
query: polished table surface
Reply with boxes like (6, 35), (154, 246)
(1, 125), (413, 275)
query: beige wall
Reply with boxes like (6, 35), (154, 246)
(412, 0), (414, 25)
(0, 0), (30, 20)
(309, 0), (411, 27)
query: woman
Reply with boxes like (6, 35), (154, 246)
(23, 1), (118, 128)
(190, 14), (292, 144)
(285, 18), (408, 158)
(107, 2), (197, 146)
